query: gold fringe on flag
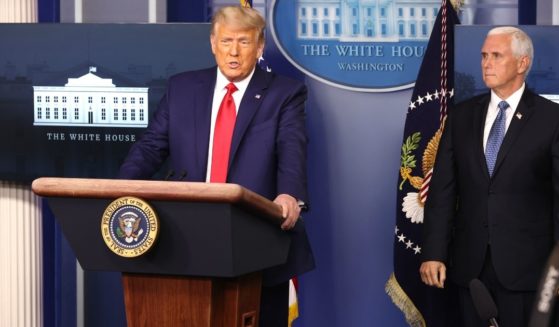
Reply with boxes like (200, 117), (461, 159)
(240, 0), (251, 8)
(385, 273), (426, 327)
(450, 0), (463, 11)
(288, 279), (299, 327)
(288, 303), (299, 327)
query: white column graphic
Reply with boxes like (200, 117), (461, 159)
(0, 0), (37, 22)
(0, 182), (43, 327)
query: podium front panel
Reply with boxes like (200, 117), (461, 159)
(47, 197), (290, 278)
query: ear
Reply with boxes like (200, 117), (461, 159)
(257, 42), (264, 59)
(210, 34), (217, 55)
(517, 55), (530, 75)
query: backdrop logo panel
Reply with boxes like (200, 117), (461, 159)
(33, 67), (149, 128)
(0, 23), (214, 182)
(270, 0), (439, 92)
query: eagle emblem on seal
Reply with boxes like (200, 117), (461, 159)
(117, 211), (144, 243)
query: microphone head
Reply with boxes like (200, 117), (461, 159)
(469, 278), (498, 322)
(529, 242), (559, 327)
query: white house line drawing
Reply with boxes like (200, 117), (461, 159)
(297, 0), (440, 41)
(33, 67), (149, 128)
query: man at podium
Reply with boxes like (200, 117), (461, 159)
(118, 5), (315, 327)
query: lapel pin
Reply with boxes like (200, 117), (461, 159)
(255, 94), (261, 99)
(515, 112), (522, 120)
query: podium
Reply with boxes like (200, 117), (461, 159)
(32, 177), (290, 327)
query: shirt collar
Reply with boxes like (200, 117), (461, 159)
(215, 67), (255, 94)
(490, 82), (525, 113)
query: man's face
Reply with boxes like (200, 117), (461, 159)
(481, 33), (528, 98)
(210, 22), (264, 82)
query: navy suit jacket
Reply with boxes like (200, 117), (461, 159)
(423, 88), (559, 290)
(119, 66), (315, 285)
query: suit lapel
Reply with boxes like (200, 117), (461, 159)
(228, 67), (269, 167)
(492, 89), (536, 177)
(473, 94), (491, 178)
(193, 69), (217, 174)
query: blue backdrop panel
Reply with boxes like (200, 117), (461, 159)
(0, 23), (213, 182)
(261, 13), (408, 325)
(455, 25), (559, 102)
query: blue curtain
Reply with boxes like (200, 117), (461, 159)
(167, 0), (209, 22)
(519, 0), (537, 24)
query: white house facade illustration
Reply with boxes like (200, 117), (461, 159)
(297, 0), (440, 41)
(33, 68), (149, 128)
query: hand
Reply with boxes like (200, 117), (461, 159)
(273, 193), (301, 230)
(419, 261), (446, 288)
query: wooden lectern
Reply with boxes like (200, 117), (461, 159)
(32, 177), (290, 327)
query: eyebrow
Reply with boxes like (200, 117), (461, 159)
(481, 50), (502, 55)
(220, 35), (251, 40)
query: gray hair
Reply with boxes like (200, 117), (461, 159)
(487, 26), (533, 76)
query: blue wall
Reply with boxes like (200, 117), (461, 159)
(299, 78), (409, 326)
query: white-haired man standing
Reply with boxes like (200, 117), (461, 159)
(420, 26), (559, 326)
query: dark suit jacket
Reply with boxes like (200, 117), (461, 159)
(423, 88), (559, 290)
(119, 66), (315, 286)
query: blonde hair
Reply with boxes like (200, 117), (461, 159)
(211, 6), (266, 44)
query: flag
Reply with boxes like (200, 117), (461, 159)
(288, 278), (299, 327)
(240, 1), (299, 326)
(385, 1), (460, 326)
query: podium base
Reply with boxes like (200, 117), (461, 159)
(122, 272), (262, 327)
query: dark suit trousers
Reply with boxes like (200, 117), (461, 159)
(458, 249), (535, 327)
(259, 282), (289, 327)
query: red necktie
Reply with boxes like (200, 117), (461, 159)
(210, 82), (238, 183)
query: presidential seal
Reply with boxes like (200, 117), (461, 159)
(101, 196), (159, 258)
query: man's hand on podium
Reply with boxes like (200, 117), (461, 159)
(274, 193), (301, 230)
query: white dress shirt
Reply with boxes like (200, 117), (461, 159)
(483, 83), (525, 151)
(205, 67), (255, 182)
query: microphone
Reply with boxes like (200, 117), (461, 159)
(164, 170), (175, 181)
(529, 243), (559, 327)
(469, 279), (499, 327)
(177, 170), (187, 181)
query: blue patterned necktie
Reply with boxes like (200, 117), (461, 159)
(485, 100), (509, 176)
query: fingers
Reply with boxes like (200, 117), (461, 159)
(419, 261), (446, 288)
(439, 265), (446, 288)
(273, 194), (301, 230)
(279, 202), (300, 230)
(281, 214), (299, 230)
